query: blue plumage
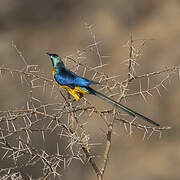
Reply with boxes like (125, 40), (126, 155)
(54, 67), (97, 89)
(47, 53), (160, 126)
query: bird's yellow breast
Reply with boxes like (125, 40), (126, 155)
(52, 68), (89, 101)
(52, 68), (56, 79)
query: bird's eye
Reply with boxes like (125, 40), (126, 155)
(51, 56), (53, 59)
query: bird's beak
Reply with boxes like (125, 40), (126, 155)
(46, 52), (51, 56)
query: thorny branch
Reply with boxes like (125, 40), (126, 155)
(0, 32), (179, 179)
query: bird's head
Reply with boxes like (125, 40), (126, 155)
(47, 53), (65, 68)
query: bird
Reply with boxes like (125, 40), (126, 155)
(47, 53), (160, 126)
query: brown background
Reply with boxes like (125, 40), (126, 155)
(0, 0), (180, 179)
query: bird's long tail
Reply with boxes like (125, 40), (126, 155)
(87, 87), (160, 126)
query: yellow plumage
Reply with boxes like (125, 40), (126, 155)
(52, 68), (89, 101)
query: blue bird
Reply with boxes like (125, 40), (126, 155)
(47, 53), (160, 126)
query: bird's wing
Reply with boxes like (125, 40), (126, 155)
(54, 67), (97, 88)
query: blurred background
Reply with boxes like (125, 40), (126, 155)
(0, 0), (180, 179)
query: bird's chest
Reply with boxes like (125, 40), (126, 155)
(52, 68), (70, 89)
(52, 68), (56, 79)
